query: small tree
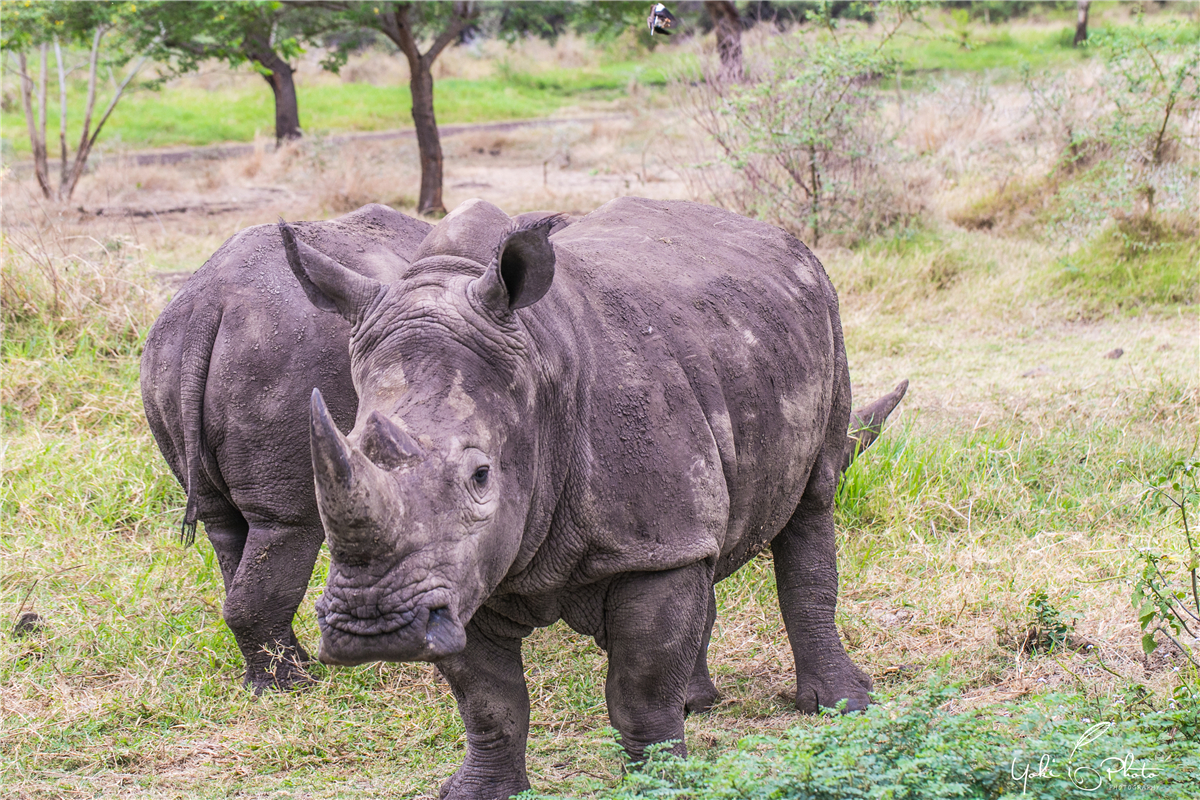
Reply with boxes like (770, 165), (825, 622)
(366, 1), (478, 216)
(677, 2), (917, 246)
(2, 1), (155, 202)
(334, 1), (638, 216)
(127, 1), (350, 145)
(1093, 15), (1199, 169)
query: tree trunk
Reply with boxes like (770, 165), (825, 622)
(705, 1), (743, 84)
(408, 60), (445, 216)
(1074, 1), (1091, 47)
(377, 2), (476, 217)
(244, 33), (302, 145)
(54, 37), (68, 190)
(18, 50), (52, 199)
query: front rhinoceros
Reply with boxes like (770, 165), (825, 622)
(282, 197), (873, 799)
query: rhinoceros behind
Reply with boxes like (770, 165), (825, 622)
(282, 196), (879, 798)
(140, 204), (431, 691)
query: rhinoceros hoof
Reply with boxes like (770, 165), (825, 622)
(794, 663), (873, 714)
(439, 767), (530, 800)
(244, 649), (317, 694)
(685, 674), (719, 715)
(247, 667), (317, 695)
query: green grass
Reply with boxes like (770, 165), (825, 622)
(1054, 215), (1200, 316)
(888, 24), (1093, 75)
(889, 14), (1200, 77)
(3, 210), (1198, 797)
(3, 19), (1200, 793)
(0, 60), (667, 158)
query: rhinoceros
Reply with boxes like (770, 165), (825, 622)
(281, 196), (891, 798)
(141, 201), (902, 698)
(140, 204), (430, 691)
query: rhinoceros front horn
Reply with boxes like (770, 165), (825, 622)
(310, 388), (395, 561)
(311, 388), (355, 491)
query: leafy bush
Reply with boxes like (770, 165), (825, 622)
(1092, 17), (1200, 169)
(673, 5), (922, 246)
(1132, 458), (1200, 668)
(528, 682), (1200, 799)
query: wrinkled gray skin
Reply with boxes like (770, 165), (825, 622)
(140, 204), (431, 692)
(284, 196), (898, 799)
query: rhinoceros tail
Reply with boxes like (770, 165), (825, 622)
(178, 304), (224, 546)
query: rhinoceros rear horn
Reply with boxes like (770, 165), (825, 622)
(279, 219), (382, 324)
(360, 410), (423, 470)
(471, 214), (563, 314)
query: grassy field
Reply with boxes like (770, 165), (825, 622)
(5, 5), (1193, 158)
(3, 7), (1199, 800)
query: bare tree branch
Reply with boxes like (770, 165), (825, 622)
(64, 29), (157, 200)
(54, 37), (68, 190)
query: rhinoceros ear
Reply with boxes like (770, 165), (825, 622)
(280, 220), (382, 324)
(471, 214), (563, 314)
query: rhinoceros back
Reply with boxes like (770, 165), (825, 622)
(519, 198), (846, 585)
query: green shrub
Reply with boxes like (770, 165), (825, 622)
(528, 682), (1200, 800)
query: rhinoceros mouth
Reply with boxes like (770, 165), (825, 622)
(318, 606), (414, 637)
(315, 588), (466, 664)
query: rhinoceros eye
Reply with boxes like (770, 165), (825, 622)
(471, 465), (490, 488)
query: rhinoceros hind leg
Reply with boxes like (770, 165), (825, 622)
(604, 561), (712, 760)
(437, 608), (532, 800)
(684, 586), (719, 715)
(773, 442), (872, 714)
(221, 521), (323, 693)
(202, 507), (248, 596)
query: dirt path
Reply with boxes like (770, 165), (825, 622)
(8, 115), (628, 173)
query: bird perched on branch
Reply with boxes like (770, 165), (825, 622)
(648, 3), (677, 36)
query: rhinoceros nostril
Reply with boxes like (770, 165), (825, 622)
(425, 606), (467, 656)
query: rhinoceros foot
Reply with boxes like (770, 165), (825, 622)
(244, 639), (316, 695)
(439, 766), (530, 800)
(685, 673), (719, 715)
(793, 658), (872, 714)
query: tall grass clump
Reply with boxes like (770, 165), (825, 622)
(1052, 213), (1199, 317)
(1, 203), (161, 434)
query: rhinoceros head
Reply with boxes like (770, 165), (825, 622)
(280, 200), (561, 665)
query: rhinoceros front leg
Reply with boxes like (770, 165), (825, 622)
(603, 561), (712, 761)
(221, 519), (323, 693)
(437, 607), (532, 800)
(773, 449), (872, 713)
